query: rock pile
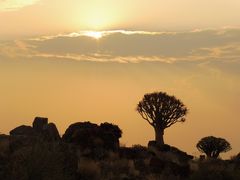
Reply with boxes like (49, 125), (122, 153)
(10, 117), (60, 141)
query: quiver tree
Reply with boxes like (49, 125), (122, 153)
(137, 92), (188, 146)
(196, 136), (231, 159)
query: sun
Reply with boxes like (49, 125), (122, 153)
(75, 2), (122, 31)
(83, 31), (104, 39)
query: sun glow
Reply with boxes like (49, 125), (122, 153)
(83, 31), (104, 39)
(74, 2), (123, 31)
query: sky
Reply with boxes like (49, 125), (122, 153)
(0, 0), (240, 158)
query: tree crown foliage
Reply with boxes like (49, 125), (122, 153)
(196, 136), (232, 158)
(137, 92), (188, 129)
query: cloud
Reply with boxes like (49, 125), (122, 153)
(1, 28), (240, 64)
(0, 0), (39, 11)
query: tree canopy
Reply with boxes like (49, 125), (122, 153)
(137, 92), (188, 129)
(196, 136), (232, 158)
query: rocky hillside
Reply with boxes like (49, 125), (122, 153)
(0, 117), (239, 180)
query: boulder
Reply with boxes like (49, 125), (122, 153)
(33, 117), (48, 132)
(148, 140), (157, 148)
(10, 118), (60, 143)
(62, 122), (99, 144)
(9, 125), (36, 136)
(63, 122), (122, 151)
(43, 123), (61, 141)
(99, 122), (122, 150)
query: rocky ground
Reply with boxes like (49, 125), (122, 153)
(0, 117), (240, 180)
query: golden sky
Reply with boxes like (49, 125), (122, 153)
(0, 0), (240, 158)
(1, 0), (240, 37)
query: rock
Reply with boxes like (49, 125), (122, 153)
(43, 123), (61, 141)
(148, 141), (193, 163)
(62, 122), (99, 145)
(10, 118), (60, 143)
(63, 122), (122, 151)
(33, 117), (48, 132)
(148, 141), (171, 151)
(9, 135), (38, 152)
(148, 140), (157, 148)
(9, 125), (36, 136)
(100, 123), (122, 139)
(0, 135), (10, 156)
(99, 122), (122, 150)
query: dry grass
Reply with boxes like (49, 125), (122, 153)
(78, 158), (101, 180)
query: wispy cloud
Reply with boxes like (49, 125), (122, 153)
(0, 0), (39, 11)
(1, 28), (240, 64)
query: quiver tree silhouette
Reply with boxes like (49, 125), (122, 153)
(196, 136), (232, 159)
(137, 92), (188, 146)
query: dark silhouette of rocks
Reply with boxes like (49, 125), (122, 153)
(10, 125), (36, 136)
(63, 122), (98, 144)
(43, 123), (61, 141)
(99, 122), (122, 150)
(148, 141), (193, 162)
(63, 121), (122, 151)
(9, 117), (60, 142)
(1, 114), (239, 179)
(146, 141), (193, 178)
(33, 117), (48, 132)
(9, 135), (38, 152)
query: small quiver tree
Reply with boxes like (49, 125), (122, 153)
(196, 136), (231, 159)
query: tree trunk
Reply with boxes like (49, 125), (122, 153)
(155, 127), (164, 146)
(212, 151), (220, 159)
